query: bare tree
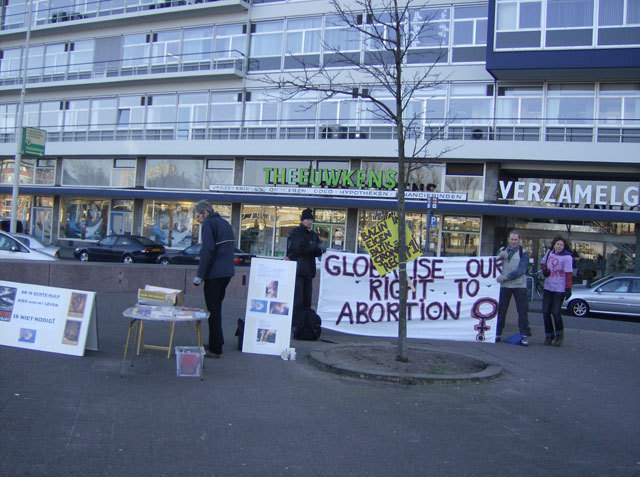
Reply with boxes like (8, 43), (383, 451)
(262, 0), (451, 362)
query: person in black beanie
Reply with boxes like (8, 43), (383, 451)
(286, 208), (325, 335)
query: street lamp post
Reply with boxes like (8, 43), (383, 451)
(10, 0), (34, 233)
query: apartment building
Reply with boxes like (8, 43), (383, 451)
(0, 0), (638, 280)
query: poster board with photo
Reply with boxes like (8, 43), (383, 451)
(242, 258), (296, 356)
(0, 280), (98, 356)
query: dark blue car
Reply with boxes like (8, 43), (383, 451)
(74, 235), (165, 264)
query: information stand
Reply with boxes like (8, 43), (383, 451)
(120, 305), (208, 377)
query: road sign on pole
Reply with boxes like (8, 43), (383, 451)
(21, 127), (46, 158)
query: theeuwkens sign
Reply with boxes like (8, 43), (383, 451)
(499, 181), (639, 209)
(210, 184), (466, 201)
(317, 252), (500, 343)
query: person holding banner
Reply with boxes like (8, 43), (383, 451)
(496, 231), (531, 346)
(192, 200), (235, 358)
(286, 208), (325, 335)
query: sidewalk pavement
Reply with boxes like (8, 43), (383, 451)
(1, 292), (639, 476)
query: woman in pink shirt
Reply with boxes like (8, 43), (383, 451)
(540, 236), (574, 347)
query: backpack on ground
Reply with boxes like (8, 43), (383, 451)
(294, 308), (322, 341)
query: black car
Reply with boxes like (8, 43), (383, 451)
(157, 243), (254, 266)
(74, 235), (165, 264)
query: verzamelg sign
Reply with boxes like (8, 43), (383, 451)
(21, 127), (46, 158)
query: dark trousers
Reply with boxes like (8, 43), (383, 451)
(203, 277), (231, 355)
(497, 287), (531, 337)
(542, 289), (565, 337)
(293, 275), (313, 330)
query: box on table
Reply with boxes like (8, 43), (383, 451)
(175, 346), (205, 378)
(138, 285), (184, 306)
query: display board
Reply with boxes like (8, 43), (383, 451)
(0, 280), (97, 356)
(242, 258), (296, 356)
(318, 252), (500, 343)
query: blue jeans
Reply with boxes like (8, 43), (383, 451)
(497, 287), (531, 337)
(542, 289), (564, 337)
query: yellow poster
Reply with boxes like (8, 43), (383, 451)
(360, 213), (421, 276)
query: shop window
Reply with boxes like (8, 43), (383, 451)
(142, 200), (217, 249)
(145, 158), (202, 189)
(59, 198), (109, 240)
(0, 158), (53, 185)
(440, 215), (480, 257)
(62, 158), (134, 187)
(241, 204), (276, 256)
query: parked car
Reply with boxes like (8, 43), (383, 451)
(0, 218), (25, 233)
(11, 233), (60, 258)
(0, 231), (58, 261)
(74, 235), (165, 264)
(157, 243), (254, 266)
(563, 274), (640, 318)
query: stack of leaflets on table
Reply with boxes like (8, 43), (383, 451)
(149, 306), (176, 320)
(130, 304), (153, 318)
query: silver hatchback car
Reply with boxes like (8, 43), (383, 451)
(563, 274), (640, 318)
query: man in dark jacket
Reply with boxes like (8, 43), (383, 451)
(193, 200), (235, 358)
(287, 208), (324, 334)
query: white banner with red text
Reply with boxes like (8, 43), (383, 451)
(318, 252), (500, 343)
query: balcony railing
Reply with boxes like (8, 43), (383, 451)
(0, 121), (638, 144)
(0, 51), (245, 88)
(1, 0), (248, 31)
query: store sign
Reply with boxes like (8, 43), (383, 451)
(210, 184), (466, 201)
(499, 181), (639, 210)
(264, 167), (398, 189)
(317, 252), (500, 343)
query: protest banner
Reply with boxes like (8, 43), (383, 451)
(242, 258), (296, 356)
(317, 252), (500, 343)
(360, 213), (421, 276)
(0, 281), (97, 356)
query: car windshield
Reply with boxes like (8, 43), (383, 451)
(588, 275), (623, 289)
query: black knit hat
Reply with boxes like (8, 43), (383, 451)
(301, 208), (314, 221)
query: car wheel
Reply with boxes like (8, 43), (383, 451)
(570, 299), (589, 317)
(159, 257), (170, 265)
(79, 251), (89, 262)
(122, 255), (134, 264)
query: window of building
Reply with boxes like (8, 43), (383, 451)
(214, 24), (246, 59)
(547, 0), (594, 28)
(143, 199), (207, 248)
(0, 158), (54, 185)
(281, 90), (318, 125)
(177, 92), (209, 139)
(324, 15), (361, 67)
(445, 163), (485, 201)
(59, 198), (109, 240)
(0, 48), (22, 82)
(599, 0), (640, 25)
(64, 99), (90, 132)
(496, 85), (543, 125)
(448, 83), (494, 125)
(204, 159), (234, 189)
(68, 39), (94, 74)
(151, 30), (181, 69)
(89, 97), (118, 131)
(453, 5), (488, 46)
(145, 94), (177, 133)
(122, 33), (151, 68)
(210, 91), (243, 128)
(440, 216), (481, 257)
(409, 7), (451, 48)
(546, 84), (595, 124)
(145, 158), (202, 189)
(62, 159), (112, 187)
(250, 20), (284, 66)
(598, 83), (640, 125)
(182, 26), (214, 63)
(286, 17), (322, 55)
(112, 159), (136, 188)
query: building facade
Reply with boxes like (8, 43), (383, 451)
(0, 0), (638, 281)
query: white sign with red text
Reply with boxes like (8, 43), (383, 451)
(318, 252), (500, 343)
